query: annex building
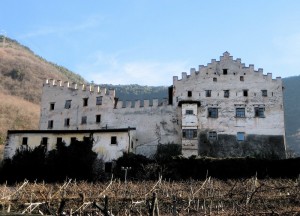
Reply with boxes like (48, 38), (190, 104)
(5, 52), (287, 161)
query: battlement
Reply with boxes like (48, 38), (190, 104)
(173, 52), (282, 84)
(44, 79), (116, 96)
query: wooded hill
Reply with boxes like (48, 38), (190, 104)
(0, 36), (299, 156)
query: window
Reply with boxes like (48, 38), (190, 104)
(262, 90), (268, 97)
(96, 96), (103, 105)
(81, 116), (87, 124)
(50, 103), (55, 110)
(213, 77), (217, 82)
(182, 129), (197, 139)
(22, 137), (28, 145)
(240, 76), (244, 81)
(83, 98), (88, 107)
(187, 91), (192, 97)
(111, 136), (117, 144)
(96, 114), (101, 123)
(205, 90), (211, 97)
(71, 137), (77, 143)
(208, 131), (217, 140)
(237, 132), (245, 141)
(48, 120), (53, 129)
(224, 90), (229, 98)
(208, 108), (218, 118)
(41, 137), (48, 145)
(236, 108), (245, 118)
(223, 69), (228, 75)
(65, 100), (72, 109)
(254, 107), (265, 118)
(64, 118), (70, 127)
(186, 110), (194, 115)
(57, 137), (63, 144)
(243, 90), (248, 97)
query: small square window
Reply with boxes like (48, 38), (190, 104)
(240, 76), (244, 81)
(65, 100), (72, 109)
(96, 96), (103, 105)
(185, 110), (193, 115)
(262, 90), (268, 97)
(243, 90), (248, 97)
(22, 137), (28, 145)
(41, 137), (48, 145)
(81, 116), (87, 124)
(111, 136), (117, 144)
(223, 69), (228, 75)
(57, 137), (63, 144)
(237, 132), (245, 141)
(50, 103), (55, 110)
(208, 131), (217, 140)
(83, 98), (88, 107)
(182, 129), (197, 139)
(236, 108), (245, 118)
(208, 108), (218, 118)
(205, 90), (211, 97)
(96, 114), (101, 123)
(188, 91), (192, 97)
(213, 77), (217, 82)
(224, 90), (229, 98)
(64, 118), (70, 127)
(48, 120), (53, 129)
(255, 107), (265, 118)
(71, 137), (77, 143)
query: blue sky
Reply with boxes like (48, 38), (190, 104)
(1, 0), (300, 86)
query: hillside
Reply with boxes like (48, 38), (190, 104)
(0, 37), (85, 103)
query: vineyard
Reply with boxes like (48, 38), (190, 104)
(0, 177), (299, 215)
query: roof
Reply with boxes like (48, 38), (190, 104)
(7, 128), (136, 135)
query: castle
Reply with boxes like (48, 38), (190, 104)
(5, 52), (287, 161)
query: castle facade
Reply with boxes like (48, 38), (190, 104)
(5, 52), (286, 160)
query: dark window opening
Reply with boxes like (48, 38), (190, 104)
(96, 96), (103, 105)
(205, 90), (211, 97)
(64, 118), (70, 127)
(182, 129), (197, 139)
(186, 109), (194, 115)
(111, 136), (117, 144)
(22, 137), (28, 145)
(50, 103), (55, 110)
(255, 107), (265, 118)
(81, 116), (87, 124)
(208, 108), (218, 118)
(105, 162), (112, 173)
(71, 137), (77, 143)
(262, 90), (268, 97)
(243, 90), (248, 97)
(223, 69), (228, 75)
(83, 136), (90, 142)
(188, 91), (192, 97)
(236, 108), (245, 118)
(83, 98), (88, 107)
(41, 137), (48, 145)
(48, 120), (53, 129)
(57, 137), (63, 144)
(65, 100), (72, 109)
(224, 90), (229, 98)
(96, 114), (101, 123)
(240, 76), (244, 81)
(208, 131), (217, 140)
(237, 132), (245, 141)
(213, 77), (217, 82)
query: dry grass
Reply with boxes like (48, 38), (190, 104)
(0, 178), (299, 215)
(0, 92), (40, 146)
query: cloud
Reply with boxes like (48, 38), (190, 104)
(76, 51), (189, 86)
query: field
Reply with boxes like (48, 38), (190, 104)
(0, 177), (299, 215)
